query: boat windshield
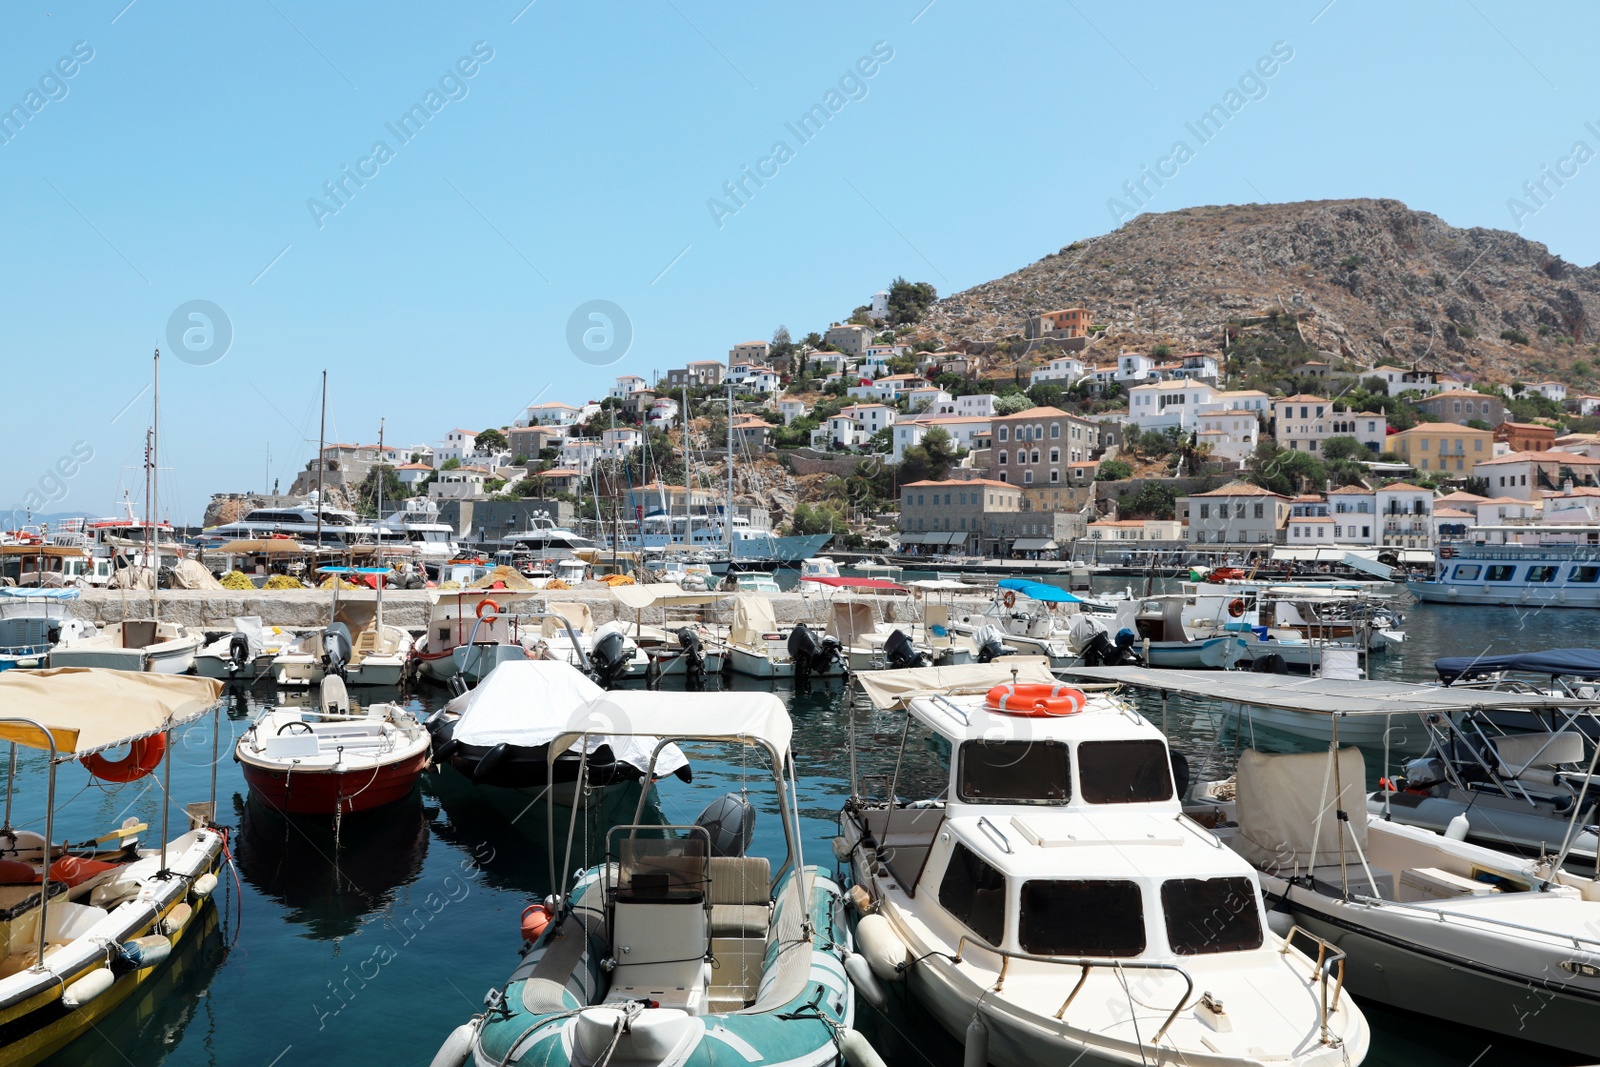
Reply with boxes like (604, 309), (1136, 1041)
(1077, 740), (1174, 804)
(1019, 879), (1145, 957)
(937, 841), (1006, 945)
(957, 739), (1069, 805)
(1161, 877), (1263, 955)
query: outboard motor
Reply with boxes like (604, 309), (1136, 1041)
(228, 632), (252, 675)
(1112, 629), (1144, 665)
(676, 627), (706, 689)
(320, 622), (352, 679)
(787, 623), (842, 683)
(1250, 652), (1287, 675)
(883, 629), (929, 670)
(695, 792), (756, 857)
(975, 624), (1010, 664)
(590, 629), (630, 689)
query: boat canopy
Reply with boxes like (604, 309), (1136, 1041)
(446, 661), (687, 775)
(800, 575), (905, 591)
(551, 690), (792, 766)
(0, 669), (222, 757)
(730, 595), (777, 646)
(0, 588), (78, 600)
(1436, 648), (1600, 684)
(1065, 666), (1598, 717)
(998, 577), (1085, 604)
(611, 582), (726, 610)
(904, 579), (977, 593)
(857, 657), (1058, 710)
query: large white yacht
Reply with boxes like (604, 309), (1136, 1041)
(378, 497), (460, 561)
(840, 661), (1369, 1067)
(200, 496), (395, 550)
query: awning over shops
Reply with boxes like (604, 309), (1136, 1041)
(1011, 538), (1059, 551)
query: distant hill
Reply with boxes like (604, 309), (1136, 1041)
(917, 198), (1600, 387)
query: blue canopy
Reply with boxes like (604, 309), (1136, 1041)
(998, 578), (1085, 604)
(1437, 649), (1600, 683)
(0, 588), (78, 600)
(316, 566), (394, 575)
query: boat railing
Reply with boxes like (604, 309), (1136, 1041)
(1278, 925), (1348, 1046)
(951, 935), (1194, 1045)
(1350, 890), (1600, 950)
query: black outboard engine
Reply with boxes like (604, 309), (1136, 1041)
(975, 624), (1009, 664)
(320, 622), (352, 679)
(228, 632), (252, 675)
(883, 629), (930, 670)
(786, 623), (841, 683)
(695, 792), (756, 857)
(590, 629), (630, 689)
(1111, 629), (1144, 665)
(1250, 652), (1287, 674)
(676, 627), (706, 689)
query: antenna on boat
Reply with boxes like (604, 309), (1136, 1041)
(315, 370), (327, 562)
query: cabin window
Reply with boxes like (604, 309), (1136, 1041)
(1077, 740), (1173, 804)
(1019, 879), (1145, 957)
(958, 740), (1070, 804)
(1527, 565), (1559, 583)
(1485, 565), (1517, 582)
(1451, 565), (1481, 581)
(1570, 566), (1600, 583)
(1161, 877), (1263, 955)
(938, 842), (1006, 946)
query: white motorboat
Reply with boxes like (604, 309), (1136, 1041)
(193, 616), (296, 680)
(838, 661), (1369, 1067)
(1083, 666), (1600, 1060)
(411, 587), (544, 686)
(271, 567), (413, 687)
(50, 619), (201, 675)
(0, 588), (97, 671)
(711, 594), (846, 681)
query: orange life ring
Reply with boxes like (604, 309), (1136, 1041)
(985, 683), (1085, 717)
(1002, 591), (1017, 609)
(521, 903), (552, 941)
(1227, 598), (1246, 618)
(476, 598), (500, 620)
(1439, 546), (1454, 559)
(82, 733), (166, 784)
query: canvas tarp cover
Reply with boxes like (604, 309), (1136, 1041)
(168, 558), (225, 590)
(856, 657), (1058, 710)
(831, 602), (876, 647)
(447, 660), (686, 775)
(543, 602), (595, 637)
(1436, 648), (1600, 683)
(0, 668), (222, 756)
(730, 595), (777, 647)
(1234, 746), (1367, 871)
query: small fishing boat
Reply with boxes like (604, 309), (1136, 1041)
(49, 619), (201, 675)
(1083, 666), (1600, 1060)
(425, 659), (689, 799)
(0, 669), (229, 1067)
(840, 661), (1369, 1066)
(0, 589), (96, 671)
(235, 677), (430, 815)
(712, 594), (846, 681)
(429, 689), (875, 1067)
(192, 616), (295, 681)
(271, 567), (413, 687)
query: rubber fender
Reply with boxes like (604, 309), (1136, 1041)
(843, 951), (887, 1011)
(62, 967), (115, 1009)
(854, 913), (908, 982)
(428, 1022), (474, 1067)
(838, 1027), (888, 1067)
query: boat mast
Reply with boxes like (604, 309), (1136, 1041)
(682, 384), (693, 549)
(149, 347), (159, 617)
(376, 417), (385, 635)
(725, 380), (734, 555)
(315, 370), (327, 564)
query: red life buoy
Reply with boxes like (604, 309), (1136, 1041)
(985, 683), (1085, 717)
(476, 599), (500, 620)
(82, 734), (166, 784)
(1227, 598), (1246, 618)
(1002, 591), (1017, 609)
(521, 903), (552, 942)
(1440, 546), (1454, 559)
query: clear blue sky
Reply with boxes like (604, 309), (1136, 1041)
(3, 0), (1596, 522)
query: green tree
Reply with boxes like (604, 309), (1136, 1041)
(1320, 436), (1366, 462)
(1095, 458), (1133, 481)
(993, 393), (1035, 416)
(1119, 481), (1176, 518)
(440, 457), (462, 471)
(789, 502), (848, 536)
(898, 427), (962, 483)
(1246, 441), (1325, 496)
(352, 464), (407, 518)
(474, 428), (508, 453)
(886, 278), (938, 325)
(1027, 383), (1064, 408)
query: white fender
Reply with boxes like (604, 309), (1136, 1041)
(1445, 812), (1470, 841)
(428, 1022), (474, 1067)
(837, 1027), (888, 1067)
(62, 967), (115, 1009)
(854, 913), (909, 983)
(160, 902), (193, 936)
(191, 872), (219, 898)
(963, 1016), (989, 1067)
(122, 934), (172, 969)
(831, 836), (852, 861)
(842, 950), (886, 1010)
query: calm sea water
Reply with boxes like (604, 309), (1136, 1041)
(7, 586), (1591, 1067)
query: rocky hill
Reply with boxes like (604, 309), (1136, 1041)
(918, 199), (1600, 385)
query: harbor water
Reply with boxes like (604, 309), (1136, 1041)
(7, 586), (1589, 1067)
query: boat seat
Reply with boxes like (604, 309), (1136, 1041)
(708, 856), (770, 938)
(1494, 732), (1585, 777)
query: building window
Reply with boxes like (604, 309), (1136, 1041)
(1031, 451), (1041, 464)
(1050, 424), (1061, 438)
(1049, 449), (1060, 464)
(1199, 504), (1210, 519)
(997, 451), (1007, 465)
(1023, 471), (1033, 484)
(1050, 470), (1059, 483)
(998, 427), (1008, 442)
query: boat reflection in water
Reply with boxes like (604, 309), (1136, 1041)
(232, 790), (430, 940)
(48, 909), (227, 1067)
(424, 767), (668, 896)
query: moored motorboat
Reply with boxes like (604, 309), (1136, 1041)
(49, 619), (201, 675)
(193, 616), (295, 681)
(0, 589), (96, 672)
(711, 594), (846, 681)
(270, 567), (413, 687)
(839, 660), (1369, 1067)
(428, 689), (873, 1067)
(0, 669), (229, 1067)
(235, 678), (429, 815)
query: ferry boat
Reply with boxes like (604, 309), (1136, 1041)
(1406, 541), (1600, 608)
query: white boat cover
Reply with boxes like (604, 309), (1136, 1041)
(543, 602), (595, 636)
(552, 690), (792, 766)
(168, 559), (225, 590)
(0, 668), (222, 756)
(465, 566), (539, 591)
(1233, 747), (1368, 871)
(447, 661), (686, 775)
(730, 595), (777, 647)
(857, 657), (1058, 710)
(831, 602), (876, 646)
(611, 583), (726, 610)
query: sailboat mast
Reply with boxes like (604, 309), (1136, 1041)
(682, 384), (692, 548)
(376, 417), (386, 634)
(315, 370), (327, 560)
(149, 347), (159, 615)
(725, 380), (734, 555)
